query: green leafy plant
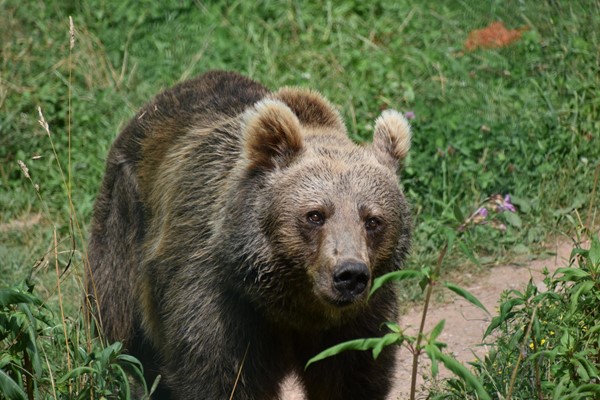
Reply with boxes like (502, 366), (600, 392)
(54, 340), (147, 400)
(307, 194), (519, 400)
(0, 285), (49, 400)
(0, 283), (148, 400)
(434, 230), (600, 399)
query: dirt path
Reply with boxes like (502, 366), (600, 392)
(281, 239), (573, 399)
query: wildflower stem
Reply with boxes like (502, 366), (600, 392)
(409, 194), (515, 398)
(54, 227), (71, 372)
(506, 303), (539, 400)
(410, 241), (449, 400)
(24, 350), (33, 400)
(534, 347), (543, 400)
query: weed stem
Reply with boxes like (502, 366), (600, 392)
(410, 242), (449, 400)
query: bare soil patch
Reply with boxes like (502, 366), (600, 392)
(0, 213), (42, 232)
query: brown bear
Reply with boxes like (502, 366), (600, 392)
(87, 71), (412, 399)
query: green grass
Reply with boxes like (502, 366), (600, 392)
(1, 0), (599, 397)
(3, 1), (598, 283)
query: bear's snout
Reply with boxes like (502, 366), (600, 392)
(332, 260), (371, 304)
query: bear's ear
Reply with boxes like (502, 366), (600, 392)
(243, 99), (303, 171)
(372, 110), (411, 171)
(272, 88), (345, 131)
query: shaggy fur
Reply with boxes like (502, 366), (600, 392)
(87, 71), (412, 399)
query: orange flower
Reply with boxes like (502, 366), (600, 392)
(465, 21), (527, 51)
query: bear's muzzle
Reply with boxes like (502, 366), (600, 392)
(332, 260), (371, 305)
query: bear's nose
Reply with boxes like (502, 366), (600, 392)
(333, 261), (371, 300)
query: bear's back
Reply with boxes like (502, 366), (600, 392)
(115, 71), (268, 180)
(132, 73), (270, 255)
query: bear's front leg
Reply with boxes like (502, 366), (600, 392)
(301, 343), (397, 400)
(158, 290), (288, 400)
(163, 345), (284, 400)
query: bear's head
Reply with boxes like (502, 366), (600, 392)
(234, 89), (411, 327)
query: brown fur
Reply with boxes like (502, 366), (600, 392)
(87, 71), (412, 399)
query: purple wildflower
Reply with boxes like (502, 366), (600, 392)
(404, 111), (415, 120)
(489, 194), (517, 213)
(503, 194), (516, 212)
(477, 207), (489, 218)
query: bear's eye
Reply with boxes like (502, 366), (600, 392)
(365, 217), (382, 232)
(306, 211), (325, 226)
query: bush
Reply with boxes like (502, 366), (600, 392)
(434, 232), (600, 399)
(0, 283), (147, 400)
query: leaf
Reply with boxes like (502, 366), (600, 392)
(503, 211), (522, 228)
(484, 310), (518, 338)
(444, 282), (489, 314)
(369, 269), (423, 297)
(530, 347), (558, 363)
(574, 353), (599, 379)
(418, 267), (432, 292)
(443, 227), (457, 254)
(571, 357), (590, 381)
(57, 366), (96, 384)
(560, 330), (575, 349)
(117, 354), (144, 371)
(381, 321), (401, 334)
(0, 288), (42, 307)
(147, 375), (162, 399)
(117, 353), (147, 392)
(554, 267), (591, 282)
(424, 344), (440, 377)
(372, 333), (404, 359)
(430, 349), (492, 400)
(77, 346), (89, 363)
(429, 319), (445, 342)
(484, 316), (503, 338)
(501, 297), (525, 314)
(509, 195), (531, 213)
(113, 364), (132, 400)
(573, 384), (600, 395)
(587, 323), (600, 335)
(552, 374), (570, 399)
(570, 248), (588, 264)
(97, 341), (123, 368)
(305, 334), (402, 369)
(0, 369), (27, 400)
(513, 243), (530, 254)
(570, 281), (594, 313)
(18, 303), (43, 378)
